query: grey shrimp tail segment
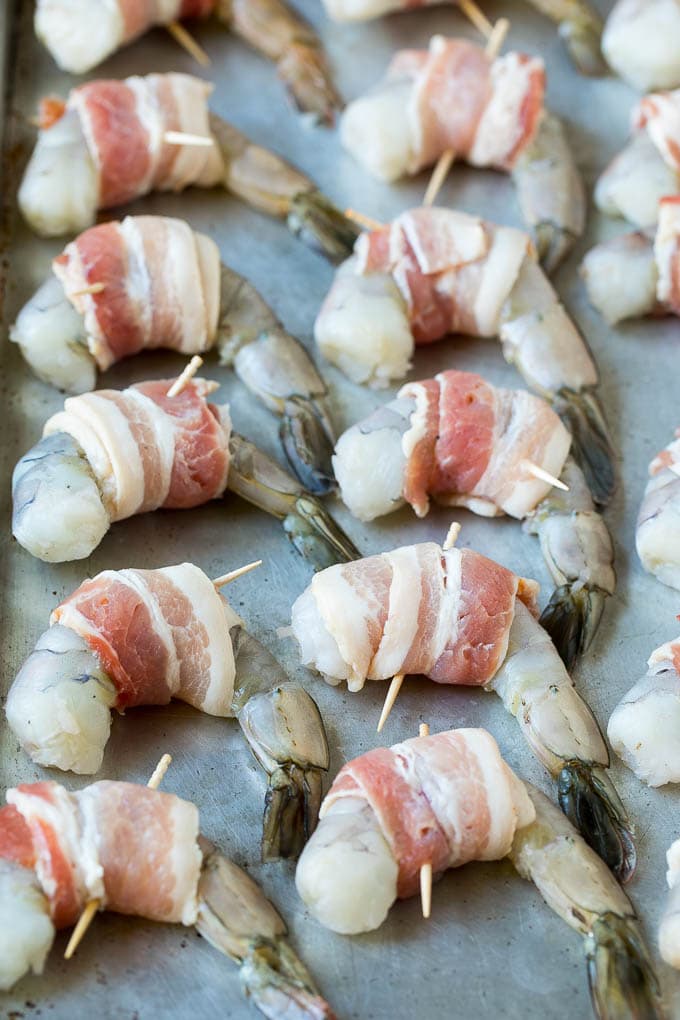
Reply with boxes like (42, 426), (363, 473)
(587, 914), (664, 1020)
(540, 586), (606, 673)
(287, 190), (361, 264)
(558, 764), (637, 885)
(553, 389), (616, 508)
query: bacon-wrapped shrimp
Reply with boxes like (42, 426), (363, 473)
(582, 195), (680, 326)
(334, 369), (614, 668)
(316, 206), (614, 506)
(320, 0), (604, 76)
(595, 90), (680, 229)
(11, 378), (359, 568)
(6, 562), (329, 860)
(510, 785), (662, 1020)
(635, 427), (680, 591)
(602, 0), (680, 92)
(11, 214), (335, 493)
(607, 630), (680, 787)
(34, 0), (340, 123)
(296, 727), (535, 933)
(18, 74), (358, 260)
(0, 783), (335, 1018)
(660, 839), (680, 969)
(341, 36), (584, 271)
(291, 541), (635, 881)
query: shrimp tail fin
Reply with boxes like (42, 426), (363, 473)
(287, 191), (360, 264)
(534, 223), (579, 275)
(558, 764), (637, 884)
(284, 495), (361, 569)
(586, 913), (663, 1020)
(558, 20), (606, 78)
(262, 764), (323, 862)
(276, 43), (342, 126)
(539, 585), (606, 671)
(553, 388), (616, 508)
(280, 399), (336, 495)
(240, 938), (337, 1020)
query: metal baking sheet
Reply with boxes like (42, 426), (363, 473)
(2, 2), (680, 1017)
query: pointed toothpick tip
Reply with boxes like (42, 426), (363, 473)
(420, 861), (433, 919)
(443, 521), (461, 551)
(167, 355), (203, 398)
(212, 559), (263, 588)
(423, 148), (456, 207)
(344, 208), (383, 231)
(377, 674), (405, 733)
(167, 20), (211, 67)
(522, 460), (569, 492)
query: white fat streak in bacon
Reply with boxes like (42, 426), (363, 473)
(194, 231), (221, 345)
(473, 225), (530, 336)
(126, 75), (165, 196)
(311, 564), (386, 691)
(119, 217), (154, 359)
(398, 209), (488, 274)
(166, 794), (202, 925)
(637, 90), (680, 172)
(398, 381), (433, 516)
(654, 198), (680, 306)
(369, 546), (423, 678)
(149, 217), (211, 354)
(158, 563), (239, 716)
(438, 547), (462, 659)
(457, 729), (526, 859)
(51, 240), (106, 364)
(164, 75), (222, 191)
(468, 55), (543, 169)
(125, 388), (176, 501)
(118, 568), (182, 696)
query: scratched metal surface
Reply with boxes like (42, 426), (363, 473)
(1, 1), (679, 1018)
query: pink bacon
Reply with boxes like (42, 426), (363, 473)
(52, 216), (220, 371)
(400, 370), (571, 519)
(389, 36), (545, 173)
(321, 728), (532, 897)
(633, 88), (680, 172)
(654, 197), (680, 315)
(6, 781), (201, 929)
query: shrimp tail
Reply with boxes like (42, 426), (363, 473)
(287, 191), (360, 264)
(240, 938), (337, 1020)
(263, 764), (323, 862)
(284, 495), (360, 568)
(586, 913), (663, 1020)
(539, 584), (606, 672)
(558, 20), (606, 77)
(553, 388), (616, 508)
(280, 399), (336, 495)
(534, 222), (579, 275)
(276, 42), (342, 125)
(558, 763), (637, 884)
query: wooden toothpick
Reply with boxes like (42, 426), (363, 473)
(443, 522), (462, 551)
(457, 0), (494, 37)
(521, 460), (569, 492)
(70, 282), (106, 299)
(164, 131), (215, 147)
(166, 21), (211, 68)
(167, 356), (203, 398)
(344, 208), (383, 231)
(64, 754), (173, 960)
(418, 723), (433, 919)
(377, 674), (404, 733)
(212, 559), (262, 588)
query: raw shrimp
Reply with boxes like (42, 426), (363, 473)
(11, 379), (359, 568)
(636, 427), (680, 590)
(603, 0), (680, 92)
(333, 370), (614, 667)
(0, 785), (335, 1017)
(18, 75), (358, 260)
(660, 838), (680, 970)
(595, 91), (680, 229)
(11, 218), (337, 494)
(34, 0), (340, 122)
(510, 785), (662, 1020)
(295, 728), (535, 934)
(607, 631), (680, 787)
(340, 37), (585, 270)
(525, 456), (616, 670)
(316, 207), (615, 506)
(6, 563), (330, 861)
(582, 196), (680, 326)
(291, 541), (635, 881)
(320, 0), (604, 75)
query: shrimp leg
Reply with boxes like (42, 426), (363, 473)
(227, 433), (360, 569)
(520, 0), (604, 76)
(197, 841), (336, 1019)
(500, 257), (616, 507)
(525, 457), (616, 670)
(216, 0), (341, 124)
(209, 115), (359, 263)
(218, 266), (336, 494)
(510, 785), (662, 1020)
(491, 601), (636, 883)
(230, 626), (330, 861)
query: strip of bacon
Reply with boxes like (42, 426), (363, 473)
(654, 197), (680, 315)
(308, 542), (538, 691)
(51, 563), (238, 713)
(0, 805), (36, 871)
(321, 728), (534, 897)
(7, 780), (201, 928)
(118, 0), (214, 43)
(633, 88), (680, 171)
(70, 73), (223, 208)
(399, 370), (571, 520)
(52, 216), (220, 371)
(43, 378), (230, 521)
